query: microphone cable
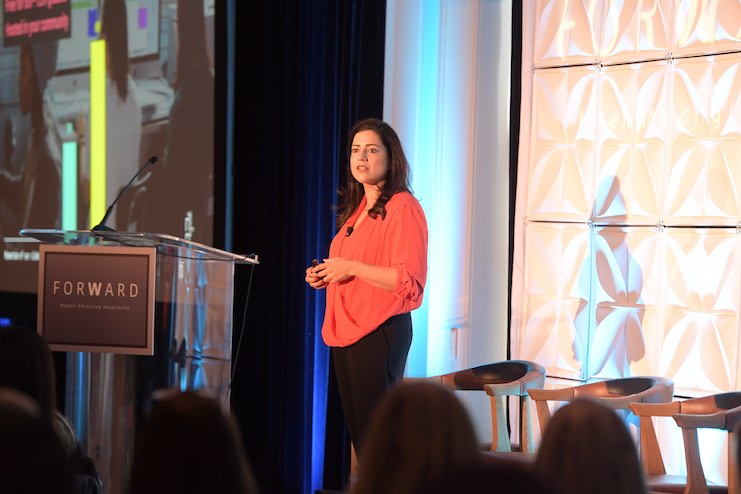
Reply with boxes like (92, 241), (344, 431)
(227, 260), (256, 398)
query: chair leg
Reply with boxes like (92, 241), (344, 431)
(533, 399), (552, 437)
(520, 396), (534, 453)
(681, 428), (709, 494)
(729, 431), (740, 494)
(638, 415), (666, 476)
(490, 395), (511, 452)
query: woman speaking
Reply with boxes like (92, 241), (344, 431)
(305, 118), (428, 460)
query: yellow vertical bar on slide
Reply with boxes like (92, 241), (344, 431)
(89, 39), (106, 228)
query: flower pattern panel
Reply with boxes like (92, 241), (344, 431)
(597, 61), (671, 223)
(534, 0), (602, 68)
(673, 0), (741, 58)
(528, 66), (598, 222)
(516, 222), (592, 380)
(589, 226), (662, 379)
(659, 228), (740, 395)
(666, 54), (741, 224)
(599, 0), (673, 64)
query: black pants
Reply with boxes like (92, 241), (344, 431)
(331, 312), (412, 460)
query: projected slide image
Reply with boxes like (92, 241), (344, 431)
(0, 0), (216, 295)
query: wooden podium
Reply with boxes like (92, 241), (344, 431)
(21, 229), (258, 494)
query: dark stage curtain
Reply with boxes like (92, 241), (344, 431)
(227, 1), (386, 493)
(507, 0), (523, 359)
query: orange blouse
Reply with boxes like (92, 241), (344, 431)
(321, 192), (428, 347)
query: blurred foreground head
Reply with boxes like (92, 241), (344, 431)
(534, 398), (647, 494)
(128, 390), (259, 494)
(0, 387), (73, 494)
(352, 380), (481, 494)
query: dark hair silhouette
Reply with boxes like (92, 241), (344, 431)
(175, 0), (211, 89)
(534, 398), (647, 494)
(336, 118), (412, 229)
(351, 381), (481, 494)
(0, 387), (74, 494)
(0, 325), (57, 423)
(128, 391), (259, 494)
(100, 0), (130, 101)
(422, 459), (554, 494)
(0, 326), (101, 492)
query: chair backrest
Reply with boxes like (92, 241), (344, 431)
(529, 376), (674, 436)
(416, 360), (546, 453)
(439, 360), (545, 392)
(572, 376), (674, 402)
(630, 391), (741, 494)
(677, 392), (741, 416)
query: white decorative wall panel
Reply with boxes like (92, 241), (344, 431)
(518, 222), (591, 380)
(599, 0), (673, 63)
(590, 227), (661, 380)
(673, 1), (741, 58)
(528, 66), (598, 222)
(515, 0), (741, 483)
(659, 229), (740, 394)
(597, 62), (670, 223)
(533, 0), (601, 67)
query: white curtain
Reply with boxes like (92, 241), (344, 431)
(384, 0), (513, 440)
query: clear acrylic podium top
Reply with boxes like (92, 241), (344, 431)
(20, 229), (259, 265)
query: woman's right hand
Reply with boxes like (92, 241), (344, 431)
(305, 264), (327, 290)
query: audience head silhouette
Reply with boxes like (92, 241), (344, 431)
(127, 390), (259, 494)
(351, 380), (481, 494)
(0, 387), (73, 494)
(423, 460), (554, 494)
(0, 325), (57, 422)
(534, 398), (647, 494)
(0, 325), (101, 493)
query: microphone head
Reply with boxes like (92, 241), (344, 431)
(148, 156), (158, 165)
(92, 223), (115, 232)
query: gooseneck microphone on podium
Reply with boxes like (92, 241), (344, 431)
(92, 155), (159, 232)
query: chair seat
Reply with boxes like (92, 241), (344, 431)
(647, 474), (727, 494)
(481, 450), (536, 470)
(445, 361), (542, 392)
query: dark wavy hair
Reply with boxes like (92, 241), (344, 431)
(534, 398), (647, 494)
(352, 381), (481, 494)
(128, 391), (259, 494)
(100, 0), (130, 101)
(336, 118), (412, 229)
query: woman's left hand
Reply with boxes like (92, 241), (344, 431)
(315, 257), (354, 284)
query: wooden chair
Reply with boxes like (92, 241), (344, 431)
(418, 360), (545, 453)
(630, 392), (741, 494)
(527, 376), (674, 436)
